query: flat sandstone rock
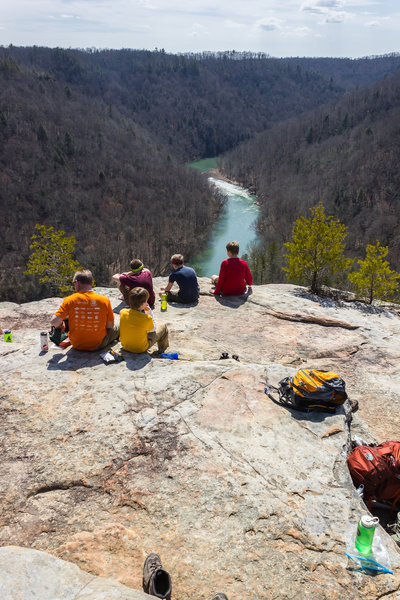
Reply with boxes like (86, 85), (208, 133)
(0, 281), (399, 599)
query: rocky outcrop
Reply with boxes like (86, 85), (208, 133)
(0, 546), (150, 599)
(1, 280), (399, 599)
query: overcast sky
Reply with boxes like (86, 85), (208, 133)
(1, 0), (399, 58)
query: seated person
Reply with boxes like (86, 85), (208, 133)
(112, 259), (155, 308)
(120, 287), (169, 354)
(50, 269), (119, 351)
(160, 254), (199, 304)
(211, 241), (253, 296)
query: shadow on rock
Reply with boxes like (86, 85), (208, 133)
(213, 292), (250, 309)
(266, 391), (349, 423)
(112, 300), (127, 314)
(292, 287), (396, 316)
(47, 349), (102, 371)
(167, 300), (199, 308)
(122, 351), (152, 371)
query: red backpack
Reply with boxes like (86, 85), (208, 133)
(347, 443), (400, 507)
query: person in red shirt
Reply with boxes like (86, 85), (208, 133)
(211, 241), (253, 296)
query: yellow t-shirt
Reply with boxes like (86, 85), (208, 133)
(119, 308), (154, 353)
(55, 291), (114, 351)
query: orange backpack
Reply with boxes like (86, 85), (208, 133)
(347, 442), (400, 507)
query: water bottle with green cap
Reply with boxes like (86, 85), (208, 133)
(355, 515), (379, 554)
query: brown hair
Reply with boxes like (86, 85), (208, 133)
(171, 254), (184, 266)
(73, 269), (93, 285)
(129, 287), (149, 309)
(129, 258), (144, 272)
(226, 241), (239, 255)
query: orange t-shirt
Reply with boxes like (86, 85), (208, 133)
(55, 291), (114, 351)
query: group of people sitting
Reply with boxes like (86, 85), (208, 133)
(50, 241), (253, 354)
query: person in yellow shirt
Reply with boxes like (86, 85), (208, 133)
(120, 287), (169, 354)
(50, 269), (119, 351)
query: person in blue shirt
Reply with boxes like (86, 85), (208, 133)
(160, 254), (199, 304)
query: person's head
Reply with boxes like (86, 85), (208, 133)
(226, 241), (239, 257)
(129, 287), (149, 310)
(73, 269), (93, 291)
(171, 254), (184, 269)
(129, 258), (144, 273)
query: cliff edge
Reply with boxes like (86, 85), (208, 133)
(1, 280), (399, 599)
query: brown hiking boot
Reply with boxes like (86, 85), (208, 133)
(143, 553), (172, 600)
(211, 595), (228, 600)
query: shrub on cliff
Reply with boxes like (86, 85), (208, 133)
(348, 241), (400, 304)
(25, 225), (81, 295)
(284, 203), (352, 294)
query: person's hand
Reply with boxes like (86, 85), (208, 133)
(209, 289), (215, 295)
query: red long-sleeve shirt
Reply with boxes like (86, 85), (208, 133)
(214, 257), (253, 296)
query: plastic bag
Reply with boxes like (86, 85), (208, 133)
(345, 520), (393, 574)
(100, 349), (124, 364)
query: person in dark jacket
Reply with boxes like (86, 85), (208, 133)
(160, 254), (199, 304)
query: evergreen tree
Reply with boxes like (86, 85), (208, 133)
(25, 224), (81, 294)
(284, 203), (352, 294)
(348, 241), (400, 304)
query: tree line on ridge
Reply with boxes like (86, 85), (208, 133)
(2, 46), (400, 301)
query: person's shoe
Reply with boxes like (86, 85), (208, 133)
(143, 553), (172, 600)
(211, 594), (228, 600)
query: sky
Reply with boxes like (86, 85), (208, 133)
(1, 0), (399, 59)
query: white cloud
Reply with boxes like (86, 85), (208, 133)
(255, 16), (282, 31)
(292, 26), (312, 36)
(187, 23), (209, 38)
(316, 0), (342, 7)
(1, 0), (400, 58)
(223, 19), (245, 29)
(301, 0), (343, 14)
(324, 11), (349, 23)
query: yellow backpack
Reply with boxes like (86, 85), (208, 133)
(276, 369), (347, 413)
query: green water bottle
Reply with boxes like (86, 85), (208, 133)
(161, 292), (167, 311)
(355, 515), (379, 554)
(4, 329), (12, 343)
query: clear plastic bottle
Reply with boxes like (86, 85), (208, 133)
(355, 515), (379, 554)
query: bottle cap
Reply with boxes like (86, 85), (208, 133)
(360, 515), (379, 528)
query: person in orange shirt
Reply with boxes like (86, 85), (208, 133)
(50, 269), (119, 351)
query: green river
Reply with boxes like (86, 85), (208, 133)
(189, 158), (260, 278)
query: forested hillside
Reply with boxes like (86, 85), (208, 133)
(2, 46), (400, 301)
(2, 46), (350, 160)
(0, 57), (221, 302)
(287, 54), (400, 90)
(221, 68), (400, 280)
